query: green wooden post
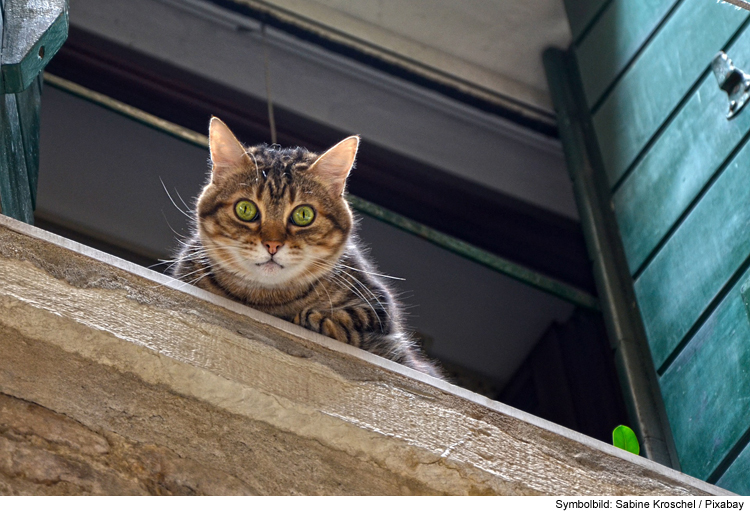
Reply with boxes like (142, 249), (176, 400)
(0, 0), (68, 223)
(543, 47), (679, 469)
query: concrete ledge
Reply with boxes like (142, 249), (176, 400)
(0, 215), (731, 495)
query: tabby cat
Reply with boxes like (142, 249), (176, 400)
(170, 118), (443, 378)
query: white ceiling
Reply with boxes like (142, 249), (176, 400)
(260, 0), (572, 115)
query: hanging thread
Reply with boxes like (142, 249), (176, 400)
(261, 23), (278, 144)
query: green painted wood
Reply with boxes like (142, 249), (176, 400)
(659, 269), (750, 482)
(0, 0), (4, 95)
(0, 1), (5, 215)
(614, 24), (750, 275)
(576, 0), (678, 110)
(635, 138), (750, 369)
(544, 48), (678, 467)
(564, 0), (611, 42)
(592, 0), (747, 187)
(0, 92), (33, 222)
(0, 0), (66, 220)
(742, 278), (750, 322)
(565, 0), (750, 491)
(14, 74), (41, 208)
(717, 439), (750, 495)
(1, 0), (68, 94)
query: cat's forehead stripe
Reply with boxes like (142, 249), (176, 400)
(248, 145), (315, 173)
(243, 145), (316, 201)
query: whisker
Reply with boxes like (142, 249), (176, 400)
(170, 265), (211, 282)
(335, 262), (405, 281)
(307, 255), (404, 282)
(160, 210), (189, 241)
(301, 268), (332, 314)
(307, 258), (390, 319)
(174, 188), (194, 215)
(160, 177), (193, 220)
(312, 265), (383, 330)
(340, 271), (391, 320)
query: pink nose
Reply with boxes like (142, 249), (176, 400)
(264, 241), (283, 255)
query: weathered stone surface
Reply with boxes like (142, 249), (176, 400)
(0, 215), (732, 495)
(0, 393), (252, 495)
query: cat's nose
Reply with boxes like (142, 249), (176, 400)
(264, 241), (284, 255)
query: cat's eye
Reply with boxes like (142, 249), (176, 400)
(290, 205), (315, 226)
(235, 200), (259, 222)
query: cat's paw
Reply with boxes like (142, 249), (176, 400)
(300, 310), (358, 346)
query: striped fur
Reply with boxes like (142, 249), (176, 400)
(169, 119), (443, 378)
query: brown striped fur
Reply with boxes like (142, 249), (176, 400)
(169, 118), (443, 378)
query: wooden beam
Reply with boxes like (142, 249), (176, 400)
(0, 214), (730, 495)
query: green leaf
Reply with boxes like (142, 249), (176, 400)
(612, 425), (640, 455)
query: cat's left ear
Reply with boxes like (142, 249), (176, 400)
(309, 136), (359, 197)
(208, 117), (252, 181)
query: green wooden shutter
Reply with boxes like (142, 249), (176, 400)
(0, 0), (68, 223)
(551, 0), (750, 493)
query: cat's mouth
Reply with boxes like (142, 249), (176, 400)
(256, 259), (284, 271)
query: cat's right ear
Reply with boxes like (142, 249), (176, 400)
(208, 117), (252, 181)
(309, 136), (360, 198)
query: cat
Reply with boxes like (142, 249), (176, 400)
(169, 117), (444, 379)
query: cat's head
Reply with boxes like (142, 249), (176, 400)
(196, 117), (358, 289)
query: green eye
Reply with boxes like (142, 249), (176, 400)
(235, 200), (258, 221)
(291, 205), (315, 226)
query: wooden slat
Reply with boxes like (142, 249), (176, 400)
(718, 440), (750, 494)
(14, 74), (41, 208)
(634, 139), (750, 369)
(593, 0), (747, 187)
(659, 269), (750, 484)
(564, 0), (611, 42)
(0, 93), (32, 222)
(614, 24), (750, 275)
(0, 0), (68, 94)
(576, 0), (678, 109)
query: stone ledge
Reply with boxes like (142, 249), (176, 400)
(0, 215), (731, 495)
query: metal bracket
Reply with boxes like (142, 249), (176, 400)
(712, 52), (750, 119)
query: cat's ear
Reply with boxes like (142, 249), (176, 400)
(309, 136), (359, 197)
(208, 117), (252, 180)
